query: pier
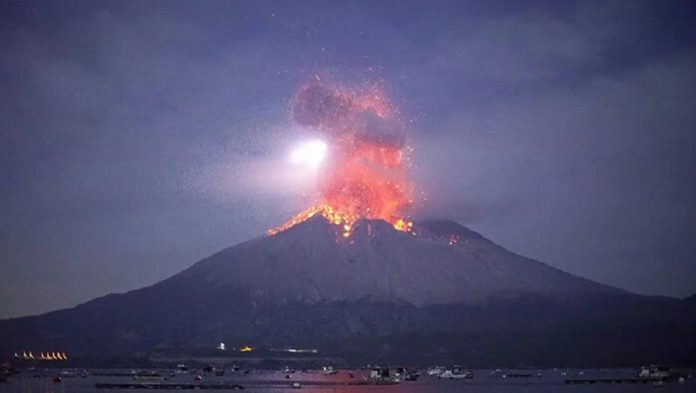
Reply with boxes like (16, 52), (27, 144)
(95, 379), (397, 389)
(96, 382), (245, 390)
(565, 378), (665, 384)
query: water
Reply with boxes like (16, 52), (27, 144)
(1, 368), (693, 393)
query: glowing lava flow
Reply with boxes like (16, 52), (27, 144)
(266, 204), (355, 237)
(267, 82), (416, 238)
(266, 203), (413, 238)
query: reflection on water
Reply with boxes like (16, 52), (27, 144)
(1, 369), (694, 393)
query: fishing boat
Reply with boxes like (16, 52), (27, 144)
(321, 366), (338, 375)
(427, 366), (445, 376)
(365, 367), (400, 384)
(438, 366), (474, 380)
(638, 365), (672, 380)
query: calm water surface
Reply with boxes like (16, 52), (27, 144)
(1, 368), (693, 393)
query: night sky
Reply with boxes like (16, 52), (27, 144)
(1, 0), (695, 319)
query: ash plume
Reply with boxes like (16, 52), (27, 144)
(280, 82), (414, 232)
(291, 83), (406, 149)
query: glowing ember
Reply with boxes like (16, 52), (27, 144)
(268, 82), (415, 237)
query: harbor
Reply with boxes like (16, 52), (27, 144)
(1, 365), (694, 392)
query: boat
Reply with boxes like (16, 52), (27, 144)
(639, 365), (672, 380)
(365, 367), (400, 384)
(438, 366), (474, 380)
(427, 366), (445, 376)
(203, 365), (224, 376)
(395, 367), (420, 381)
(291, 381), (302, 388)
(321, 366), (338, 375)
(59, 370), (79, 378)
(404, 372), (420, 381)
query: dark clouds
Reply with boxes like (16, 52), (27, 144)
(1, 0), (695, 318)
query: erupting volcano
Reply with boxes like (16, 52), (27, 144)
(268, 83), (415, 238)
(3, 82), (693, 367)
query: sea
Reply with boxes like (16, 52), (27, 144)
(1, 368), (693, 393)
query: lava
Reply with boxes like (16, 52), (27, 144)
(266, 204), (357, 237)
(268, 82), (415, 237)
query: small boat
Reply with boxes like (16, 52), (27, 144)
(203, 365), (224, 376)
(404, 373), (420, 381)
(639, 365), (672, 380)
(438, 366), (474, 380)
(321, 366), (338, 375)
(427, 366), (445, 376)
(291, 381), (302, 389)
(59, 370), (78, 378)
(395, 367), (420, 381)
(365, 367), (400, 384)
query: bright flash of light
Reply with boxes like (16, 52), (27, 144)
(290, 140), (327, 169)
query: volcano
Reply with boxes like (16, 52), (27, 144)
(1, 216), (694, 366)
(179, 216), (621, 306)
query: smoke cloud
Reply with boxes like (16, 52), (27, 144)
(291, 83), (406, 149)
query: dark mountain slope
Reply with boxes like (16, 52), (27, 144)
(1, 217), (692, 366)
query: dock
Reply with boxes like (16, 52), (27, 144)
(95, 379), (396, 389)
(96, 382), (245, 389)
(565, 378), (665, 385)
